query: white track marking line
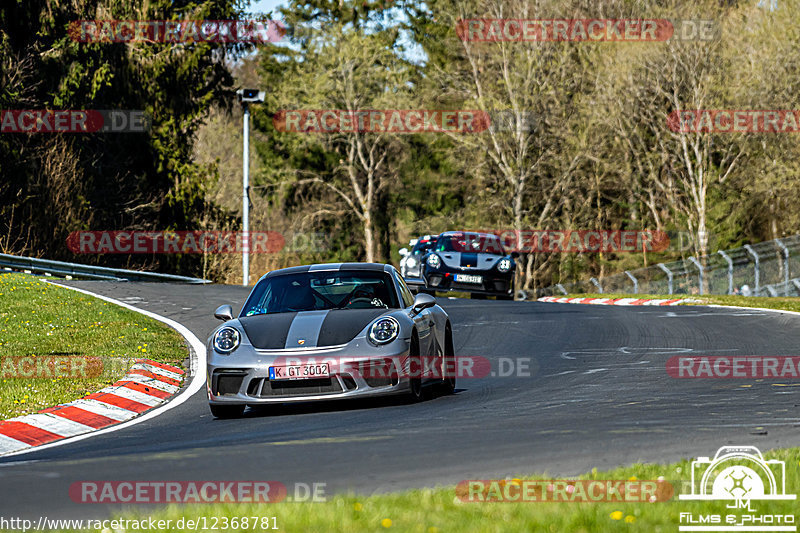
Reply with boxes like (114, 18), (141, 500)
(0, 281), (205, 458)
(11, 414), (95, 437)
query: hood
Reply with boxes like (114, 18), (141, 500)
(437, 252), (501, 271)
(239, 308), (389, 349)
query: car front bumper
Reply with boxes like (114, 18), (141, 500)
(422, 268), (514, 296)
(207, 341), (416, 405)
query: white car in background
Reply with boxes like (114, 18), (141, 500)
(399, 235), (437, 292)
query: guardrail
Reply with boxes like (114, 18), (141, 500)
(537, 235), (800, 298)
(0, 253), (210, 284)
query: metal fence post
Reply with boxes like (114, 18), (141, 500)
(776, 238), (790, 296)
(624, 271), (639, 294)
(556, 283), (567, 295)
(590, 277), (603, 294)
(657, 263), (673, 294)
(744, 244), (760, 294)
(688, 257), (704, 295)
(718, 250), (734, 295)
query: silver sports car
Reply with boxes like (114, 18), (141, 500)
(207, 263), (455, 418)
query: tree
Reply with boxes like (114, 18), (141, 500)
(0, 0), (243, 275)
(256, 1), (414, 262)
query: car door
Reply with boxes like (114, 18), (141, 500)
(395, 272), (435, 370)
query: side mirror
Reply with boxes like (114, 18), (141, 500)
(214, 304), (234, 321)
(411, 293), (436, 314)
(511, 251), (520, 259)
(399, 248), (409, 257)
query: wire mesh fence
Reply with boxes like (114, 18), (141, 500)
(536, 235), (800, 298)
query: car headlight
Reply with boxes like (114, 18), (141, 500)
(497, 258), (512, 273)
(213, 326), (241, 354)
(368, 317), (400, 345)
(407, 257), (417, 268)
(426, 254), (441, 268)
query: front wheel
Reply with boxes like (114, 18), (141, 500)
(210, 404), (245, 419)
(440, 325), (456, 394)
(406, 335), (426, 402)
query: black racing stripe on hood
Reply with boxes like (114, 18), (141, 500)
(239, 312), (297, 349)
(460, 252), (478, 267)
(317, 309), (389, 346)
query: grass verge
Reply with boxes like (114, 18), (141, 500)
(0, 273), (188, 419)
(104, 448), (800, 532)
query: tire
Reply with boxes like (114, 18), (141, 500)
(420, 288), (435, 296)
(210, 404), (245, 419)
(406, 333), (426, 402)
(497, 294), (514, 300)
(470, 293), (487, 299)
(439, 324), (456, 394)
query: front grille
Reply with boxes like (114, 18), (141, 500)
(364, 375), (396, 387)
(355, 358), (399, 388)
(452, 282), (485, 291)
(213, 371), (247, 395)
(247, 377), (343, 397)
(428, 274), (443, 287)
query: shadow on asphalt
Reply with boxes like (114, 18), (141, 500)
(239, 388), (465, 419)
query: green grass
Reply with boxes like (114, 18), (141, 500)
(0, 273), (188, 419)
(104, 448), (800, 532)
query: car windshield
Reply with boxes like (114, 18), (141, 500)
(411, 241), (435, 255)
(241, 270), (400, 315)
(435, 234), (505, 254)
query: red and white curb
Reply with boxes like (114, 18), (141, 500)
(0, 359), (184, 455)
(0, 281), (206, 458)
(538, 296), (687, 306)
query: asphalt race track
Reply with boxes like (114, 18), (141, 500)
(3, 281), (800, 519)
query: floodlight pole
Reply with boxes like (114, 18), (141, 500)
(242, 103), (250, 287)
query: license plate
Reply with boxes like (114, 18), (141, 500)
(455, 274), (483, 284)
(269, 363), (330, 380)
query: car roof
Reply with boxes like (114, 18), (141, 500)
(260, 262), (393, 280)
(438, 231), (498, 238)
